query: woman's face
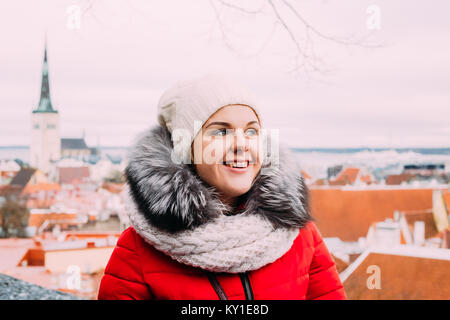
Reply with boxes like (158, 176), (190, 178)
(192, 104), (263, 200)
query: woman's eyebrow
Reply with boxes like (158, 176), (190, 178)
(205, 121), (259, 129)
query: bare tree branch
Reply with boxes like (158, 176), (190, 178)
(80, 0), (384, 78)
(282, 0), (382, 49)
(211, 0), (384, 77)
(209, 0), (279, 60)
(209, 0), (243, 55)
(215, 0), (265, 15)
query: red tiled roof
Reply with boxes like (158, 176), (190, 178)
(443, 190), (450, 214)
(385, 173), (415, 185)
(26, 198), (57, 209)
(101, 182), (124, 194)
(22, 183), (61, 194)
(360, 175), (371, 184)
(0, 238), (35, 271)
(331, 254), (349, 273)
(343, 250), (450, 299)
(333, 167), (360, 185)
(312, 178), (327, 186)
(9, 168), (36, 187)
(0, 184), (23, 196)
(63, 232), (120, 241)
(309, 187), (440, 241)
(28, 213), (78, 228)
(401, 209), (439, 239)
(328, 179), (346, 186)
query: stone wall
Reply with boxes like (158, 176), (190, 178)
(0, 273), (81, 300)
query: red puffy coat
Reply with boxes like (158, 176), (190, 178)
(98, 221), (346, 300)
(98, 125), (347, 300)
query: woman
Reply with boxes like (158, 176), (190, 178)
(98, 74), (347, 300)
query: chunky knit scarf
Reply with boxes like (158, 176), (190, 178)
(125, 187), (300, 273)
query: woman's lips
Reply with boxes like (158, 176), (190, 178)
(221, 162), (251, 174)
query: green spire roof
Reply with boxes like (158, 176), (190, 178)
(33, 43), (57, 113)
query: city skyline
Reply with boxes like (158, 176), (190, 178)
(1, 0), (449, 148)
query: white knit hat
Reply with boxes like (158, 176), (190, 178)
(157, 74), (262, 164)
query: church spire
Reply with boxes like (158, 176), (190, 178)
(33, 40), (57, 113)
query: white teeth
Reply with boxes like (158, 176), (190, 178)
(225, 161), (248, 168)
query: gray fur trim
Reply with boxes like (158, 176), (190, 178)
(125, 125), (313, 232)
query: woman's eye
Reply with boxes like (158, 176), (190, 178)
(209, 128), (258, 137)
(211, 128), (228, 136)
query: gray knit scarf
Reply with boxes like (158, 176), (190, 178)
(125, 186), (299, 273)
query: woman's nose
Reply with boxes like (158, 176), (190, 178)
(233, 129), (248, 153)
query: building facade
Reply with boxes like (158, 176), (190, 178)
(30, 44), (61, 174)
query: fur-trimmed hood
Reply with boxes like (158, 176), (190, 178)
(125, 125), (313, 233)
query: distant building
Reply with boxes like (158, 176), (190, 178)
(89, 154), (125, 183)
(22, 183), (61, 209)
(366, 218), (402, 247)
(58, 166), (90, 185)
(0, 159), (21, 185)
(29, 43), (92, 176)
(327, 165), (343, 180)
(328, 166), (375, 186)
(51, 158), (90, 185)
(9, 168), (48, 192)
(403, 163), (445, 176)
(0, 232), (120, 300)
(30, 44), (61, 174)
(28, 209), (80, 235)
(385, 173), (415, 185)
(397, 209), (439, 245)
(61, 138), (91, 159)
(311, 178), (327, 186)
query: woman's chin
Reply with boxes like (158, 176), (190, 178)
(216, 164), (259, 197)
(219, 181), (253, 198)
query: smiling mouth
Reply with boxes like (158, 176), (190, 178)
(222, 160), (250, 168)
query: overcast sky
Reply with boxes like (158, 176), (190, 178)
(1, 0), (449, 148)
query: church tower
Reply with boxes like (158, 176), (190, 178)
(30, 43), (61, 174)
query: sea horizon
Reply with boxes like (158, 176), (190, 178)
(1, 145), (449, 180)
(1, 145), (450, 154)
